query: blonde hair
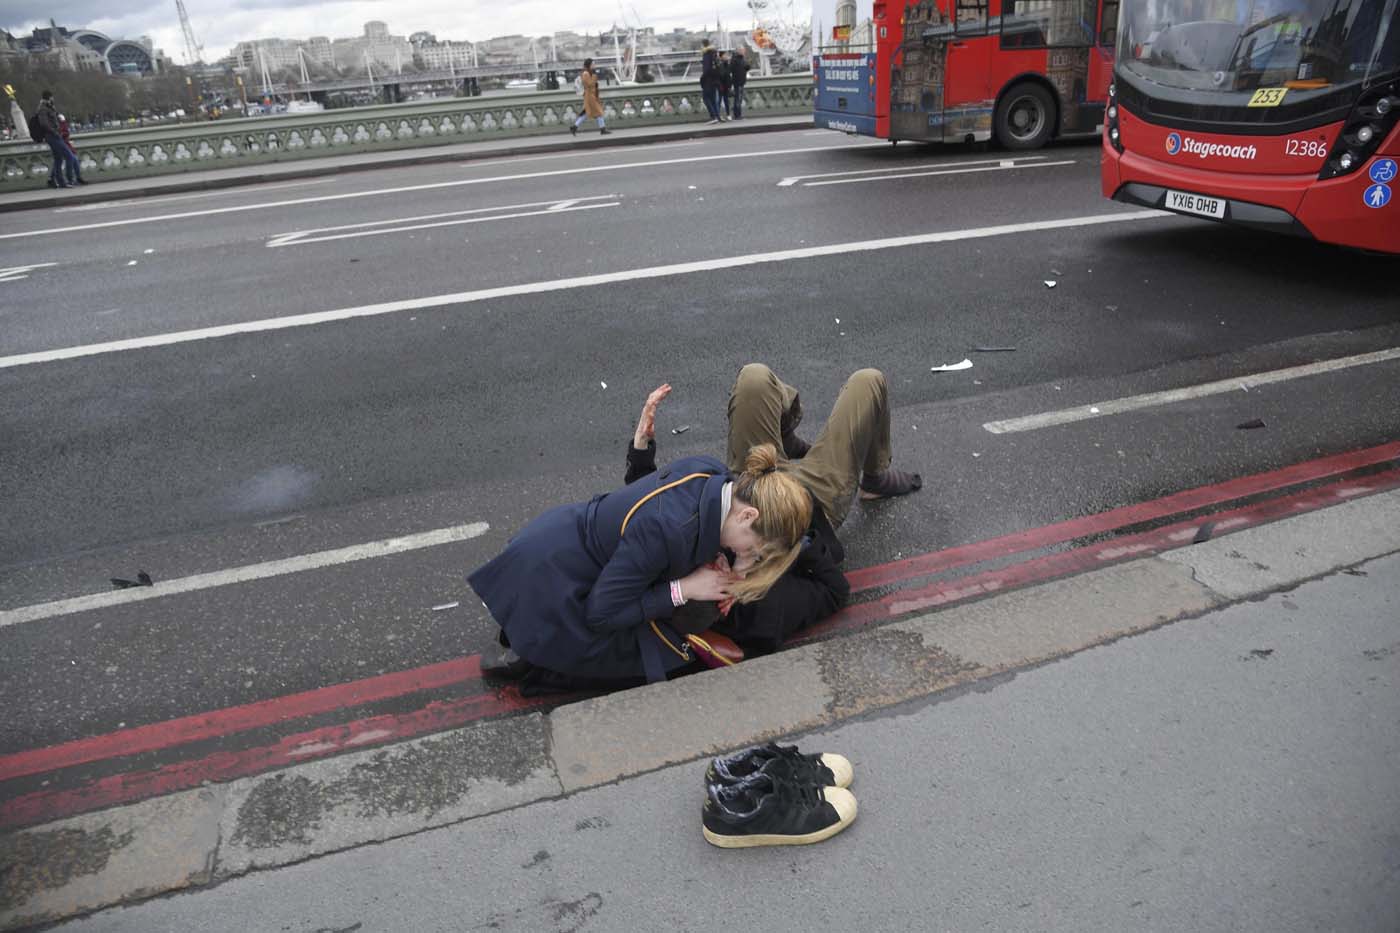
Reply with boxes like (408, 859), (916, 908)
(727, 443), (812, 604)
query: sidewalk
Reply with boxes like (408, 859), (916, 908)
(3, 479), (1398, 931)
(0, 116), (812, 214)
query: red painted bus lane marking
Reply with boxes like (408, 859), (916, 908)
(0, 656), (483, 783)
(0, 686), (556, 832)
(801, 466), (1400, 639)
(844, 439), (1400, 592)
(3, 441), (1396, 787)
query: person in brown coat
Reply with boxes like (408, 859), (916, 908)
(569, 58), (611, 135)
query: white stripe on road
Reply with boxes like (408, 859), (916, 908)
(0, 521), (492, 628)
(804, 159), (1076, 187)
(778, 155), (1046, 186)
(1, 141), (886, 241)
(0, 262), (57, 283)
(51, 178), (337, 212)
(982, 347), (1400, 434)
(458, 140), (705, 168)
(266, 196), (620, 247)
(0, 210), (1163, 370)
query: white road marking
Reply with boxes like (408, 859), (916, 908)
(778, 155), (1047, 186)
(982, 347), (1400, 434)
(0, 521), (492, 628)
(0, 262), (57, 283)
(0, 210), (1163, 371)
(459, 140), (704, 168)
(2, 141), (887, 242)
(266, 196), (620, 247)
(804, 159), (1076, 187)
(51, 178), (337, 212)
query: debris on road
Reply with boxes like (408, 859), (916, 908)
(930, 358), (973, 372)
(1237, 419), (1266, 430)
(972, 346), (1016, 352)
(110, 571), (154, 589)
(432, 601), (460, 612)
(671, 425), (690, 435)
(1192, 521), (1217, 544)
(1043, 280), (1057, 288)
(143, 248), (154, 254)
(600, 381), (608, 389)
(1106, 305), (1119, 311)
(1051, 269), (1064, 276)
(126, 260), (138, 266)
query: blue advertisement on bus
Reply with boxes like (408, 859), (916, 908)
(814, 52), (878, 136)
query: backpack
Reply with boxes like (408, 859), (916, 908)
(27, 111), (44, 143)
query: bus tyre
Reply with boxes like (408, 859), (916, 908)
(995, 82), (1055, 150)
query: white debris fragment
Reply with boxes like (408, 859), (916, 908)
(1089, 406), (1100, 413)
(835, 317), (840, 324)
(143, 248), (154, 254)
(600, 381), (608, 389)
(1043, 280), (1057, 288)
(972, 452), (981, 458)
(930, 358), (973, 372)
(127, 260), (138, 266)
(431, 601), (460, 612)
(688, 185), (697, 189)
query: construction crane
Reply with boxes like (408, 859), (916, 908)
(174, 0), (204, 65)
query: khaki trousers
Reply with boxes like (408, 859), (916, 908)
(726, 364), (892, 528)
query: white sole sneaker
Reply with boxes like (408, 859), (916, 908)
(702, 787), (857, 848)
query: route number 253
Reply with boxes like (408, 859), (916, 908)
(1285, 137), (1328, 158)
(1248, 87), (1289, 107)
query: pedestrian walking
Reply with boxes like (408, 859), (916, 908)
(730, 49), (751, 119)
(718, 51), (733, 120)
(34, 91), (71, 189)
(699, 41), (722, 123)
(57, 112), (86, 186)
(569, 58), (611, 136)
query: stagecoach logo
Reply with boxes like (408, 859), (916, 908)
(1165, 132), (1258, 161)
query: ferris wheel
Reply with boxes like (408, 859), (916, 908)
(746, 0), (810, 72)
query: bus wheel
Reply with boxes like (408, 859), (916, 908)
(995, 83), (1055, 150)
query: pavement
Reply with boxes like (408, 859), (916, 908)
(3, 481), (1398, 931)
(0, 115), (811, 213)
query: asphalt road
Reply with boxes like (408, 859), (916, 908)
(1, 128), (1398, 779)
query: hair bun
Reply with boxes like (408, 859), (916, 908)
(742, 443), (781, 477)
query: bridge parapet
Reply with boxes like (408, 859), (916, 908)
(0, 76), (814, 191)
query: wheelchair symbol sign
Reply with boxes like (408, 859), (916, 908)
(1364, 183), (1391, 209)
(1370, 159), (1398, 184)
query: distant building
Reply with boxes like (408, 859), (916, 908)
(2, 22), (167, 74)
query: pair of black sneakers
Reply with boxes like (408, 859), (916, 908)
(702, 743), (858, 848)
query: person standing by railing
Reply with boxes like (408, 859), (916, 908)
(57, 113), (86, 186)
(700, 40), (722, 124)
(730, 49), (751, 120)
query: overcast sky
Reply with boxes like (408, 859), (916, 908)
(2, 0), (807, 63)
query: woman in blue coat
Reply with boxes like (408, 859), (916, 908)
(468, 443), (811, 686)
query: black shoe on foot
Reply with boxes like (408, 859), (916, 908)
(599, 127), (611, 134)
(859, 468), (922, 499)
(703, 772), (857, 848)
(708, 743), (853, 789)
(570, 124), (578, 136)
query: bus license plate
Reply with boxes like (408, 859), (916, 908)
(1165, 190), (1226, 219)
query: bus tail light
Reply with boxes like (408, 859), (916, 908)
(1319, 82), (1400, 180)
(1106, 81), (1122, 152)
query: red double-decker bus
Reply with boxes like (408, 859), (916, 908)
(1102, 0), (1400, 253)
(814, 0), (1118, 148)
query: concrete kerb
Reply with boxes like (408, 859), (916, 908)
(0, 117), (813, 215)
(3, 487), (1398, 931)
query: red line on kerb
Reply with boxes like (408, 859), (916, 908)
(799, 466), (1400, 640)
(845, 439), (1400, 592)
(2, 440), (1396, 788)
(0, 686), (556, 832)
(0, 656), (484, 783)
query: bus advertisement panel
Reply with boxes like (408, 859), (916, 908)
(813, 0), (1116, 148)
(815, 52), (881, 135)
(1101, 0), (1400, 253)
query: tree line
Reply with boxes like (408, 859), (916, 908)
(1, 58), (198, 131)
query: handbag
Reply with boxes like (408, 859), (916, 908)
(621, 473), (746, 670)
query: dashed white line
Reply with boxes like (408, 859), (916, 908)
(982, 347), (1400, 434)
(778, 155), (1047, 186)
(266, 196), (619, 247)
(0, 521), (492, 628)
(804, 159), (1076, 187)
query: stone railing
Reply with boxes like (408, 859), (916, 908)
(1, 75), (814, 190)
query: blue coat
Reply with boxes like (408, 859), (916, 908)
(468, 455), (729, 682)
